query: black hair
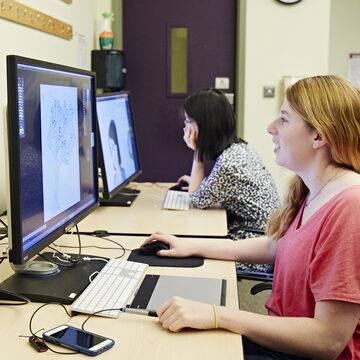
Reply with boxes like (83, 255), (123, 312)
(108, 119), (121, 164)
(184, 88), (244, 162)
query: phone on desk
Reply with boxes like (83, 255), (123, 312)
(43, 325), (114, 356)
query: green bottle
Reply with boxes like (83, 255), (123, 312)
(99, 12), (114, 50)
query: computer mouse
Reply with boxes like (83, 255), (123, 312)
(169, 180), (189, 191)
(139, 241), (170, 255)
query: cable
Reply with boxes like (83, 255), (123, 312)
(57, 244), (121, 251)
(0, 219), (8, 241)
(0, 229), (8, 241)
(0, 218), (7, 229)
(40, 225), (83, 268)
(141, 182), (169, 189)
(0, 234), (8, 242)
(27, 302), (77, 355)
(0, 288), (30, 306)
(80, 307), (122, 331)
(89, 235), (127, 258)
(83, 257), (108, 263)
(73, 224), (82, 262)
(38, 252), (78, 268)
(88, 271), (99, 283)
(27, 302), (120, 354)
(54, 234), (127, 259)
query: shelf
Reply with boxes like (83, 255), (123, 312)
(0, 0), (73, 40)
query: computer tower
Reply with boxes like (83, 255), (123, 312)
(91, 50), (126, 91)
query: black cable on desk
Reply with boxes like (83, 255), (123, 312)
(55, 233), (127, 259)
(0, 234), (8, 241)
(26, 302), (77, 355)
(0, 288), (30, 306)
(0, 217), (8, 229)
(0, 218), (8, 240)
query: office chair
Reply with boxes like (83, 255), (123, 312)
(237, 264), (273, 314)
(237, 266), (273, 295)
(249, 281), (273, 295)
(235, 227), (273, 295)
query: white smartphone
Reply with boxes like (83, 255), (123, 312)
(43, 325), (114, 356)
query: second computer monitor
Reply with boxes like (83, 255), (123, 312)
(96, 92), (141, 206)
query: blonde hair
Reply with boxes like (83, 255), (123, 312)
(267, 75), (360, 241)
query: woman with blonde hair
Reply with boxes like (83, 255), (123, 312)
(145, 76), (360, 359)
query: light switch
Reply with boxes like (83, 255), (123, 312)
(263, 86), (275, 98)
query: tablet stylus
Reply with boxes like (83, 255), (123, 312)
(121, 308), (158, 317)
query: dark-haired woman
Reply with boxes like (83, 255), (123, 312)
(178, 89), (279, 273)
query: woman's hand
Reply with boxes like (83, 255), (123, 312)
(177, 175), (190, 184)
(142, 232), (195, 258)
(183, 124), (198, 151)
(176, 175), (190, 190)
(156, 297), (215, 332)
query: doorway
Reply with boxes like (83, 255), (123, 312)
(123, 0), (237, 181)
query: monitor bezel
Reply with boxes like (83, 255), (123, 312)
(6, 55), (99, 265)
(96, 91), (142, 200)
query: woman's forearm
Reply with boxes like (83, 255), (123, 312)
(188, 157), (205, 193)
(147, 233), (278, 266)
(190, 236), (277, 264)
(217, 306), (351, 360)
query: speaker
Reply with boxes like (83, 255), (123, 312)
(91, 50), (126, 91)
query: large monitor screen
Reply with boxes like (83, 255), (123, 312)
(96, 92), (141, 205)
(6, 55), (99, 266)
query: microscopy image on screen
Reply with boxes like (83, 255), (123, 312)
(97, 95), (137, 193)
(40, 84), (81, 222)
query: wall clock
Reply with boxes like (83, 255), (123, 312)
(276, 0), (302, 4)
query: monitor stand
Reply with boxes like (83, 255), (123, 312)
(100, 188), (140, 207)
(0, 252), (107, 304)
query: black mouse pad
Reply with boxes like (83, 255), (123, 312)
(127, 249), (204, 267)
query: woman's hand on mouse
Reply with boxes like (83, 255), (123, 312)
(143, 232), (194, 258)
(177, 175), (190, 190)
(156, 297), (215, 332)
(177, 175), (190, 183)
(183, 124), (198, 151)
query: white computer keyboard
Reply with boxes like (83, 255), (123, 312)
(70, 258), (148, 318)
(163, 190), (190, 211)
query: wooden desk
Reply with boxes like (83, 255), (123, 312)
(78, 182), (228, 237)
(0, 235), (242, 359)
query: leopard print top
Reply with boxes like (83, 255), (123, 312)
(190, 142), (279, 272)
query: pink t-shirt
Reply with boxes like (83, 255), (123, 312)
(266, 186), (360, 360)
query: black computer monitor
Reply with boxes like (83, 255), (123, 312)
(96, 92), (141, 206)
(1, 55), (102, 303)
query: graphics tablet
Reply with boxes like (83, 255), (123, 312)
(130, 274), (226, 309)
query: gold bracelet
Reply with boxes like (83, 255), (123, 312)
(212, 304), (218, 329)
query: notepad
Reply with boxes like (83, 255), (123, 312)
(130, 274), (226, 309)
